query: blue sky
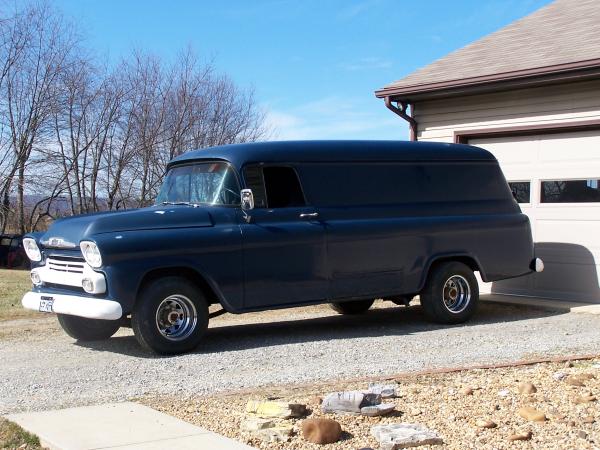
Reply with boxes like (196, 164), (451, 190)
(53, 0), (552, 140)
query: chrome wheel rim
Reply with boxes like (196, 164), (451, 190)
(155, 295), (197, 341)
(442, 275), (471, 313)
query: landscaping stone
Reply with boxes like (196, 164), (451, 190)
(240, 417), (275, 431)
(518, 406), (546, 422)
(518, 382), (537, 394)
(321, 391), (394, 416)
(245, 400), (306, 419)
(254, 425), (293, 443)
(302, 418), (342, 444)
(368, 382), (397, 398)
(371, 423), (443, 449)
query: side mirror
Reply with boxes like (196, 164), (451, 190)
(241, 189), (254, 211)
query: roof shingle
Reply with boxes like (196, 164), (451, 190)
(376, 0), (600, 97)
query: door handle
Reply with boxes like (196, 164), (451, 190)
(299, 212), (319, 219)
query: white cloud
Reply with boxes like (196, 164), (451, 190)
(264, 96), (408, 141)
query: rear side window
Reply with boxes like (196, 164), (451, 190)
(298, 162), (510, 207)
(243, 166), (306, 208)
(541, 179), (600, 203)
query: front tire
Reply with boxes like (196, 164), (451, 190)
(132, 277), (208, 355)
(420, 262), (478, 324)
(57, 314), (121, 341)
(330, 299), (374, 315)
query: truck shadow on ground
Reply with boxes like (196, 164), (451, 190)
(76, 301), (566, 358)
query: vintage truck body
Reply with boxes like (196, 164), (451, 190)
(21, 140), (542, 353)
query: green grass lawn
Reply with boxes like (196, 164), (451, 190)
(0, 418), (43, 449)
(0, 268), (35, 321)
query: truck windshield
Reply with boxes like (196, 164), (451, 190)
(155, 162), (240, 206)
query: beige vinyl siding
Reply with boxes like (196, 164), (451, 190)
(415, 79), (600, 142)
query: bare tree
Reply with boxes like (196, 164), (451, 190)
(0, 3), (270, 233)
(0, 2), (79, 233)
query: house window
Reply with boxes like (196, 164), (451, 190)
(541, 179), (600, 203)
(508, 182), (531, 203)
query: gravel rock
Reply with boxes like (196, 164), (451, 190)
(460, 387), (474, 396)
(371, 423), (443, 449)
(518, 406), (547, 422)
(302, 418), (342, 444)
(508, 431), (533, 441)
(565, 375), (586, 387)
(475, 419), (497, 429)
(518, 382), (537, 394)
(573, 395), (596, 404)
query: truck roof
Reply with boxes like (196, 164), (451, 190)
(168, 140), (495, 168)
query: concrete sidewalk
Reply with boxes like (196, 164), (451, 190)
(481, 293), (600, 314)
(6, 402), (255, 450)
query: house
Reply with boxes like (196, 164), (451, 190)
(376, 0), (600, 303)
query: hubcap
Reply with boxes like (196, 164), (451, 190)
(442, 275), (471, 313)
(155, 295), (197, 341)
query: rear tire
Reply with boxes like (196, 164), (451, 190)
(57, 314), (121, 341)
(330, 299), (374, 315)
(420, 261), (478, 324)
(132, 277), (208, 355)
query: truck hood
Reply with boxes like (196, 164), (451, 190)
(39, 206), (214, 247)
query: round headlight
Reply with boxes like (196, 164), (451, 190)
(23, 238), (41, 262)
(80, 241), (102, 268)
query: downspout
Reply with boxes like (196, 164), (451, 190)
(384, 97), (418, 141)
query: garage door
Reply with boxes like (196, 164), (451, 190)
(470, 130), (600, 303)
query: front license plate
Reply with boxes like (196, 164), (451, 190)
(39, 296), (54, 313)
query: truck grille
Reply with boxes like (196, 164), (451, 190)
(47, 256), (85, 274)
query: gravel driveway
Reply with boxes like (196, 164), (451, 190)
(1, 301), (600, 414)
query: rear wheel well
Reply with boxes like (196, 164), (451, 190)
(427, 256), (482, 280)
(137, 267), (219, 307)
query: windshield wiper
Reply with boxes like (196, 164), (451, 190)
(161, 201), (202, 208)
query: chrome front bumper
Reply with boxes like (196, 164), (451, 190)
(22, 291), (122, 320)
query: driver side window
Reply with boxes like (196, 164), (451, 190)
(244, 165), (306, 208)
